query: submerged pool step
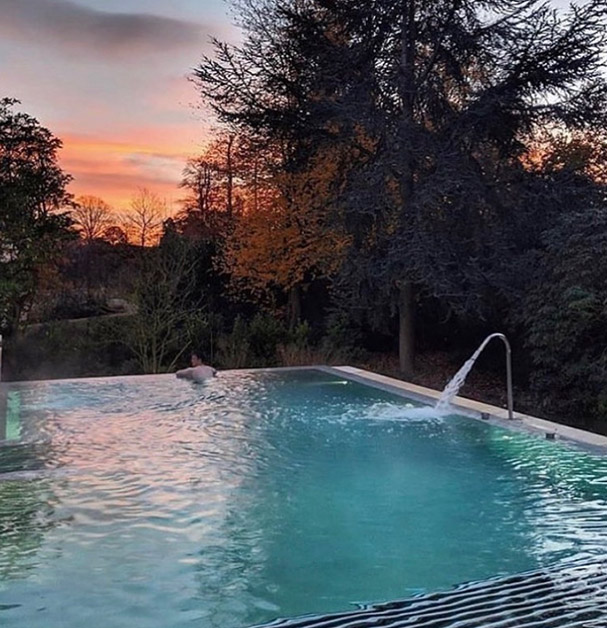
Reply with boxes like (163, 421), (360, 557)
(251, 560), (607, 628)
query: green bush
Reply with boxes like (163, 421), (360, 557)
(247, 313), (289, 365)
(518, 209), (607, 429)
(216, 316), (251, 368)
(4, 317), (136, 381)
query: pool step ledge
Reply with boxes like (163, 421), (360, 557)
(250, 558), (607, 628)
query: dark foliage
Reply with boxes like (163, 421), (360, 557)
(518, 207), (607, 429)
(195, 0), (607, 377)
(0, 98), (75, 332)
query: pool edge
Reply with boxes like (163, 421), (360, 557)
(4, 364), (607, 454)
(321, 365), (607, 454)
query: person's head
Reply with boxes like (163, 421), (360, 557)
(190, 352), (203, 367)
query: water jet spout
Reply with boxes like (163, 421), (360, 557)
(436, 333), (514, 420)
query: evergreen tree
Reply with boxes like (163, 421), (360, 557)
(195, 0), (607, 376)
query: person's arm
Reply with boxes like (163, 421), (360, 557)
(176, 367), (194, 379)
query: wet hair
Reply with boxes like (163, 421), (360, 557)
(191, 350), (204, 361)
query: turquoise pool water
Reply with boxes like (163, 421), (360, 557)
(2, 369), (607, 627)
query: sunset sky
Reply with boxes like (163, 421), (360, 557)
(1, 0), (576, 212)
(1, 0), (238, 211)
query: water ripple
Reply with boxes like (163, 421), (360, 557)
(2, 371), (607, 628)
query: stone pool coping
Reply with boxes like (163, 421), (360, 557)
(4, 364), (607, 453)
(320, 365), (607, 454)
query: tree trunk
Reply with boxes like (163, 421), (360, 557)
(252, 156), (259, 214)
(226, 135), (234, 216)
(398, 280), (415, 378)
(288, 284), (302, 330)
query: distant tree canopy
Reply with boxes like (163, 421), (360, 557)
(72, 195), (113, 243)
(195, 0), (607, 376)
(120, 229), (206, 374)
(0, 98), (74, 333)
(518, 207), (607, 425)
(123, 188), (167, 247)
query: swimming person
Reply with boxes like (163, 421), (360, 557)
(176, 352), (217, 383)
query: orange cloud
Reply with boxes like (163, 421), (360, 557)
(59, 127), (209, 211)
(0, 0), (237, 221)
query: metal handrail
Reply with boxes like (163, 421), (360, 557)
(475, 333), (514, 420)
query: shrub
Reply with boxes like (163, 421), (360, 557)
(4, 317), (136, 381)
(216, 316), (251, 369)
(518, 209), (607, 430)
(247, 313), (288, 365)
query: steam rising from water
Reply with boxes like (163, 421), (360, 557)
(3, 371), (607, 628)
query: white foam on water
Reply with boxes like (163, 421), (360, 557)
(345, 401), (447, 424)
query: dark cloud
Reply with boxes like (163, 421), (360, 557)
(0, 0), (204, 55)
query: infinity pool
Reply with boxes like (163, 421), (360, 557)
(1, 369), (607, 627)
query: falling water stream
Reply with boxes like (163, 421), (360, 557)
(435, 333), (513, 418)
(435, 344), (485, 413)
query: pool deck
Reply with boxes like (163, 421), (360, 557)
(322, 365), (607, 454)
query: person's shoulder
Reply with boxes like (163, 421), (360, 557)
(191, 365), (215, 382)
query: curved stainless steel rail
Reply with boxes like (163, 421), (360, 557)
(475, 332), (514, 420)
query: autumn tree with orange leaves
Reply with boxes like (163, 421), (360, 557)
(177, 133), (242, 240)
(223, 143), (352, 327)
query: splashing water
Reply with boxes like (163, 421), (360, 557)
(352, 402), (445, 423)
(435, 344), (485, 412)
